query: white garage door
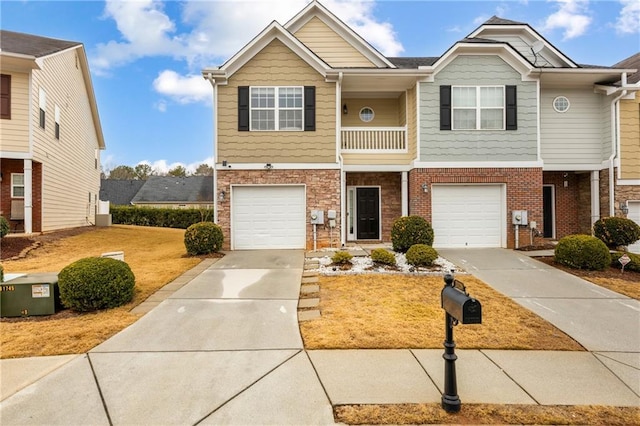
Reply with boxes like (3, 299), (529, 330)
(628, 201), (640, 254)
(432, 185), (504, 248)
(232, 185), (306, 250)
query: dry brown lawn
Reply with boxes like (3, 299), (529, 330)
(300, 274), (583, 351)
(1, 225), (202, 358)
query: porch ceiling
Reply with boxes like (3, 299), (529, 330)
(341, 74), (419, 93)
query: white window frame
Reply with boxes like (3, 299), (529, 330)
(11, 173), (25, 198)
(249, 86), (304, 131)
(552, 96), (570, 113)
(452, 85), (505, 130)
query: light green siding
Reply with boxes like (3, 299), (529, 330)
(419, 55), (537, 162)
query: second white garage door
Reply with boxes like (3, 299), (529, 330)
(431, 184), (505, 248)
(628, 201), (640, 254)
(232, 185), (306, 250)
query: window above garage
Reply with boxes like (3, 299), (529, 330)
(238, 86), (315, 132)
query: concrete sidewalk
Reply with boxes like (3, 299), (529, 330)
(1, 249), (639, 425)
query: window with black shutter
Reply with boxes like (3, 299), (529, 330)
(440, 85), (451, 130)
(0, 74), (10, 119)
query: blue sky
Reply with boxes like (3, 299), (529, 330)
(2, 0), (639, 174)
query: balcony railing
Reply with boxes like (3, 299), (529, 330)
(341, 126), (407, 153)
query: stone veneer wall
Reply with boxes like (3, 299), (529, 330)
(216, 169), (341, 250)
(601, 168), (640, 218)
(410, 168), (542, 248)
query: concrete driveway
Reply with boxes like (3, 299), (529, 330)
(439, 248), (640, 353)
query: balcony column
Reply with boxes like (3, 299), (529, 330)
(401, 171), (408, 216)
(23, 159), (33, 234)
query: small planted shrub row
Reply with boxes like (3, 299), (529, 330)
(593, 217), (640, 249)
(554, 234), (611, 271)
(391, 216), (434, 253)
(184, 222), (224, 255)
(406, 244), (439, 267)
(370, 248), (396, 266)
(0, 216), (9, 238)
(111, 206), (213, 229)
(58, 257), (135, 312)
(331, 251), (353, 265)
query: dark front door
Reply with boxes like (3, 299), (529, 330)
(543, 186), (554, 238)
(356, 187), (380, 240)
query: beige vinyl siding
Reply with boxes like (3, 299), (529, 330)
(293, 16), (376, 68)
(540, 89), (609, 166)
(31, 48), (101, 231)
(0, 72), (30, 153)
(218, 39), (336, 163)
(420, 55), (537, 162)
(342, 97), (404, 127)
(620, 97), (640, 179)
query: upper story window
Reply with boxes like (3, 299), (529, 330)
(1, 74), (10, 119)
(238, 86), (315, 132)
(359, 107), (375, 123)
(11, 173), (25, 198)
(39, 87), (46, 129)
(553, 96), (570, 113)
(440, 85), (517, 131)
(250, 87), (303, 131)
(452, 86), (504, 130)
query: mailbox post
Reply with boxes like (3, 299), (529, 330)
(440, 272), (482, 413)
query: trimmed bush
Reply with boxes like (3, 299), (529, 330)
(391, 216), (434, 253)
(111, 206), (213, 229)
(0, 216), (9, 238)
(554, 234), (611, 271)
(370, 248), (396, 266)
(184, 222), (224, 255)
(593, 217), (640, 249)
(58, 257), (135, 312)
(331, 251), (353, 265)
(405, 244), (439, 267)
(611, 251), (640, 273)
(0, 263), (3, 283)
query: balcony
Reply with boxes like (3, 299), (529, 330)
(340, 126), (407, 153)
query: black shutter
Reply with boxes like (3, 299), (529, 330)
(0, 74), (10, 119)
(440, 85), (451, 131)
(505, 85), (517, 130)
(304, 86), (315, 131)
(238, 86), (249, 131)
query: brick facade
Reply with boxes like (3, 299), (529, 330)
(543, 171), (590, 238)
(217, 169), (341, 250)
(0, 158), (42, 233)
(345, 172), (402, 242)
(409, 168), (543, 248)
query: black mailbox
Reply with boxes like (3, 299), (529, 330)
(441, 280), (482, 324)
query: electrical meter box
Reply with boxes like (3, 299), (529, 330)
(512, 210), (528, 225)
(310, 210), (324, 224)
(0, 273), (60, 317)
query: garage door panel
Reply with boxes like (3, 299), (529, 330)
(432, 185), (504, 248)
(628, 202), (640, 254)
(232, 186), (306, 250)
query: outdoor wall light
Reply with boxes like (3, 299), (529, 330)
(219, 190), (226, 202)
(421, 183), (429, 193)
(264, 163), (273, 170)
(343, 104), (348, 115)
(620, 201), (629, 215)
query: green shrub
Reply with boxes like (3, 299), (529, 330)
(110, 206), (213, 229)
(554, 234), (611, 271)
(331, 251), (353, 265)
(593, 217), (640, 249)
(58, 257), (135, 312)
(370, 248), (396, 266)
(184, 222), (224, 255)
(0, 216), (9, 238)
(0, 263), (3, 283)
(610, 251), (640, 272)
(405, 244), (439, 267)
(391, 216), (434, 253)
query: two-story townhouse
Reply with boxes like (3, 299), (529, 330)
(611, 53), (640, 253)
(0, 30), (105, 234)
(203, 1), (633, 251)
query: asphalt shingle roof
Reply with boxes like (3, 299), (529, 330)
(0, 30), (80, 57)
(483, 16), (527, 26)
(613, 52), (640, 85)
(387, 57), (438, 68)
(99, 180), (145, 206)
(131, 176), (213, 204)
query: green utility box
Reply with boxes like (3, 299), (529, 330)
(0, 273), (60, 317)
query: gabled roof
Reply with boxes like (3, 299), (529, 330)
(0, 30), (106, 150)
(387, 57), (438, 68)
(100, 179), (145, 206)
(0, 30), (79, 57)
(483, 16), (526, 26)
(131, 176), (213, 204)
(613, 52), (640, 85)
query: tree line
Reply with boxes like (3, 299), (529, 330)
(104, 163), (214, 180)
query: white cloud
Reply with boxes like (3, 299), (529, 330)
(542, 0), (592, 40)
(137, 157), (214, 175)
(152, 71), (211, 105)
(615, 0), (640, 34)
(92, 0), (404, 102)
